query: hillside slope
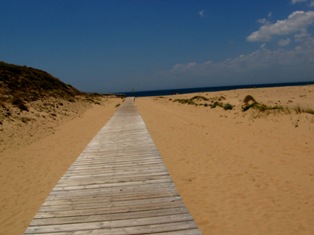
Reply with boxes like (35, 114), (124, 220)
(0, 61), (121, 152)
(0, 61), (81, 103)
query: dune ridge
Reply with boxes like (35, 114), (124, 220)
(0, 82), (313, 235)
(0, 98), (121, 235)
(0, 61), (123, 234)
(136, 85), (314, 235)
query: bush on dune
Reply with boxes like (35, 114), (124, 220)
(242, 95), (284, 112)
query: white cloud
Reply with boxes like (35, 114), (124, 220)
(294, 31), (311, 41)
(292, 0), (314, 7)
(292, 0), (307, 4)
(258, 18), (268, 24)
(278, 38), (291, 46)
(260, 43), (267, 50)
(198, 10), (205, 18)
(258, 12), (272, 25)
(162, 37), (314, 87)
(247, 11), (314, 42)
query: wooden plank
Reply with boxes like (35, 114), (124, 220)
(62, 166), (167, 177)
(27, 214), (195, 234)
(42, 189), (179, 206)
(34, 200), (186, 219)
(52, 178), (173, 191)
(30, 207), (189, 226)
(60, 168), (168, 179)
(55, 174), (171, 187)
(26, 214), (194, 234)
(47, 183), (176, 199)
(38, 196), (183, 213)
(24, 97), (201, 234)
(26, 222), (198, 235)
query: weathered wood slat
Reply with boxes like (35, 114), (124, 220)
(41, 193), (180, 207)
(61, 169), (168, 180)
(30, 207), (189, 226)
(33, 200), (186, 219)
(24, 97), (201, 234)
(47, 183), (176, 199)
(26, 222), (198, 235)
(55, 175), (171, 188)
(62, 166), (167, 176)
(27, 214), (194, 234)
(39, 196), (183, 212)
(42, 189), (179, 206)
(52, 178), (173, 192)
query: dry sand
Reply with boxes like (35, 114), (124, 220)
(136, 85), (314, 235)
(0, 97), (121, 235)
(0, 86), (313, 235)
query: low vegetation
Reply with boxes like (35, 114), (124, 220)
(223, 103), (234, 110)
(0, 61), (111, 113)
(174, 98), (196, 105)
(173, 95), (233, 110)
(242, 95), (284, 112)
(293, 105), (314, 115)
(0, 61), (81, 104)
(0, 61), (125, 128)
(172, 93), (313, 117)
(174, 95), (209, 105)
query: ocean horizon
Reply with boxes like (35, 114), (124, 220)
(116, 81), (314, 97)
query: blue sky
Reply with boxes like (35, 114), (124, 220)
(1, 0), (314, 93)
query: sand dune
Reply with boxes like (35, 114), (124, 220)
(136, 85), (314, 235)
(0, 97), (120, 235)
(0, 85), (313, 235)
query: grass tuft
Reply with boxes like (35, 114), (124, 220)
(223, 103), (234, 110)
(242, 95), (284, 112)
(294, 105), (314, 115)
(191, 96), (209, 101)
(211, 101), (223, 109)
(174, 95), (234, 111)
(173, 99), (196, 105)
(243, 95), (256, 105)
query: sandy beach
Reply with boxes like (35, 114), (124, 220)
(0, 97), (121, 235)
(136, 85), (314, 235)
(1, 85), (314, 235)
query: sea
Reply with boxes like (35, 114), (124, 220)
(117, 81), (314, 97)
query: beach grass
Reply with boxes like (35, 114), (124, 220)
(242, 95), (285, 112)
(173, 95), (232, 110)
(294, 105), (314, 115)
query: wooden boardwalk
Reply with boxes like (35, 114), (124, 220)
(25, 98), (201, 235)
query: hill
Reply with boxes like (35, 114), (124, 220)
(0, 61), (121, 153)
(0, 61), (81, 104)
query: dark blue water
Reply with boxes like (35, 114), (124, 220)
(117, 81), (314, 97)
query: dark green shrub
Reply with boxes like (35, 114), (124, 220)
(211, 101), (223, 109)
(223, 103), (234, 110)
(191, 96), (209, 101)
(242, 103), (255, 112)
(243, 95), (256, 105)
(173, 99), (196, 105)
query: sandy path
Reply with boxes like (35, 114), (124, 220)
(0, 101), (118, 235)
(136, 86), (314, 235)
